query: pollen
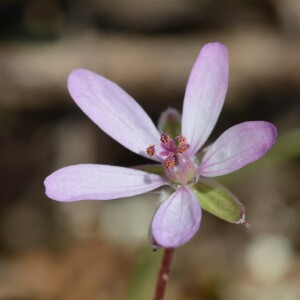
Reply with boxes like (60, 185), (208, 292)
(164, 153), (176, 168)
(176, 143), (190, 154)
(160, 132), (171, 145)
(175, 135), (187, 145)
(146, 145), (156, 157)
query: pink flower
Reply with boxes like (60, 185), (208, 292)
(44, 43), (277, 248)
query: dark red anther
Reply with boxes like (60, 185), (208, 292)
(160, 133), (171, 145)
(175, 135), (187, 145)
(176, 143), (190, 154)
(164, 153), (176, 168)
(146, 145), (156, 157)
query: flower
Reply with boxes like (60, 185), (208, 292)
(44, 43), (277, 248)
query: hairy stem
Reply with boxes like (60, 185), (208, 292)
(153, 248), (175, 300)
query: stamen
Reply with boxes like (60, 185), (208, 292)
(147, 133), (192, 175)
(164, 153), (176, 168)
(146, 145), (156, 157)
(175, 135), (187, 145)
(159, 150), (170, 157)
(160, 132), (171, 145)
(176, 143), (190, 154)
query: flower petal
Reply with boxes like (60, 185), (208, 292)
(182, 43), (228, 155)
(45, 164), (167, 202)
(68, 69), (160, 160)
(199, 121), (277, 177)
(151, 187), (201, 248)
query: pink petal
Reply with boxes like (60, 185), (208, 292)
(45, 164), (167, 202)
(182, 43), (229, 155)
(68, 69), (160, 160)
(151, 187), (202, 248)
(199, 121), (277, 177)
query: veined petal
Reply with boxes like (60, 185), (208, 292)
(45, 164), (167, 202)
(182, 43), (228, 155)
(199, 121), (277, 177)
(151, 187), (201, 248)
(68, 69), (160, 160)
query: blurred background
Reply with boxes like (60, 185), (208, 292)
(0, 0), (300, 299)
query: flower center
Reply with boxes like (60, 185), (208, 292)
(146, 133), (197, 185)
(146, 133), (190, 168)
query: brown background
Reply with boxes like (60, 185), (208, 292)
(0, 1), (299, 299)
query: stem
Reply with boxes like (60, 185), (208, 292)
(153, 248), (175, 300)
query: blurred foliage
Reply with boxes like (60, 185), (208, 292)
(126, 245), (163, 300)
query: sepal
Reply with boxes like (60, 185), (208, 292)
(133, 164), (164, 176)
(190, 178), (246, 224)
(158, 108), (181, 138)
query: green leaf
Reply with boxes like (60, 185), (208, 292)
(191, 178), (245, 223)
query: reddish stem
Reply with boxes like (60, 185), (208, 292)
(153, 248), (175, 300)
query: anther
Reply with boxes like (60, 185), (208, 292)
(160, 133), (171, 145)
(164, 153), (176, 168)
(176, 143), (190, 154)
(175, 135), (187, 145)
(146, 145), (156, 157)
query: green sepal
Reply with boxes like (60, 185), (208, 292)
(158, 108), (181, 138)
(191, 178), (245, 223)
(133, 164), (164, 176)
